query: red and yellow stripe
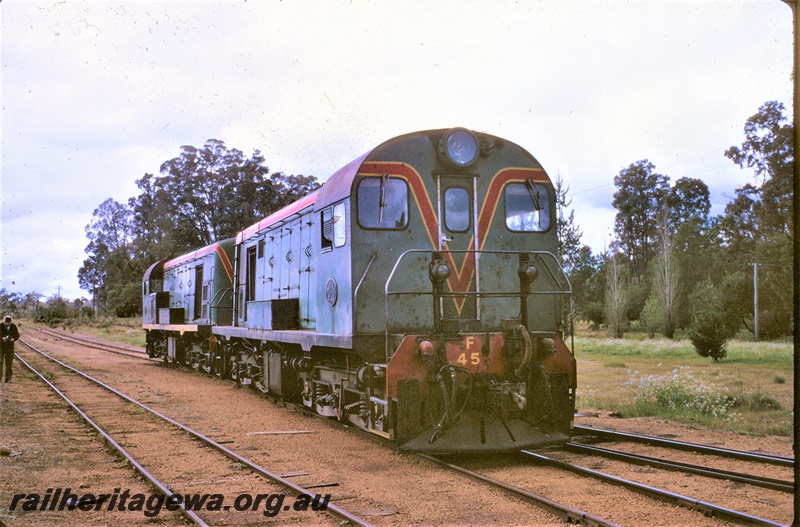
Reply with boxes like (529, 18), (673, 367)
(164, 243), (234, 284)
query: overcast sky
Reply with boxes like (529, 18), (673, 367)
(1, 0), (793, 301)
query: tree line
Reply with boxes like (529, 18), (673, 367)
(76, 139), (320, 316)
(558, 101), (793, 358)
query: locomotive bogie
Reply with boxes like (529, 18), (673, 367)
(143, 128), (577, 453)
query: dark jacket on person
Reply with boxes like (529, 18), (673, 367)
(1, 320), (20, 352)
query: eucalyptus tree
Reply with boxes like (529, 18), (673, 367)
(611, 160), (670, 281)
(721, 101), (793, 338)
(81, 139), (321, 317)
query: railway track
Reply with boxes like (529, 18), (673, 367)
(25, 329), (795, 526)
(418, 453), (622, 527)
(17, 333), (588, 525)
(564, 442), (794, 493)
(15, 338), (372, 527)
(430, 446), (791, 527)
(29, 325), (151, 361)
(573, 424), (795, 467)
(26, 330), (628, 525)
(520, 450), (789, 527)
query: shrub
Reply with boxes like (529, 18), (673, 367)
(687, 282), (737, 361)
(639, 293), (663, 338)
(733, 392), (782, 412)
(625, 367), (735, 418)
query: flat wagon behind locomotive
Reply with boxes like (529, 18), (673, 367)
(143, 128), (576, 453)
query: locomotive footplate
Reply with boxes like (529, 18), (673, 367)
(398, 413), (568, 453)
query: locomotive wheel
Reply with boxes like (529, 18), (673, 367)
(230, 359), (239, 383)
(201, 355), (212, 374)
(253, 351), (268, 393)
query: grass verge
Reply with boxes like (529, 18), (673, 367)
(575, 334), (793, 438)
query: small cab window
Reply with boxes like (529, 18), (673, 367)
(321, 203), (347, 251)
(321, 208), (334, 251)
(505, 181), (551, 232)
(444, 187), (470, 232)
(357, 176), (409, 229)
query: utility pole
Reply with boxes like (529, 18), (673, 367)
(752, 263), (758, 342)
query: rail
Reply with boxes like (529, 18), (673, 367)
(17, 339), (374, 527)
(419, 454), (620, 527)
(566, 442), (794, 493)
(573, 425), (795, 467)
(15, 348), (210, 526)
(522, 450), (789, 527)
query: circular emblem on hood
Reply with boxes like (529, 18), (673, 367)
(326, 278), (338, 306)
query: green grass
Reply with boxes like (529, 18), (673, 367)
(576, 336), (792, 365)
(574, 333), (794, 438)
(53, 316), (147, 348)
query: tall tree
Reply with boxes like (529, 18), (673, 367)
(667, 177), (711, 228)
(78, 198), (136, 315)
(725, 100), (793, 240)
(150, 140), (320, 252)
(571, 245), (605, 327)
(605, 250), (629, 338)
(155, 139), (276, 250)
(611, 160), (670, 280)
(720, 101), (794, 338)
(652, 208), (680, 338)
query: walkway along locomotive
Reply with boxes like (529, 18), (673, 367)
(142, 128), (576, 453)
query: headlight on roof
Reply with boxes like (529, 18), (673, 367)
(439, 128), (479, 168)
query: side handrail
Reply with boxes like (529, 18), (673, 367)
(353, 252), (378, 331)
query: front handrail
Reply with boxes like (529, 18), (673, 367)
(383, 249), (572, 361)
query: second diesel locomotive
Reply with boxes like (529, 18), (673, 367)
(143, 128), (575, 452)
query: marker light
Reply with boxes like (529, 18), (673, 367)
(418, 340), (435, 354)
(518, 263), (539, 282)
(429, 261), (452, 282)
(541, 337), (557, 358)
(439, 128), (479, 168)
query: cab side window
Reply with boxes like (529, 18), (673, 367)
(504, 181), (551, 232)
(357, 176), (409, 229)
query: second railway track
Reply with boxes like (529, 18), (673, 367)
(29, 326), (152, 360)
(16, 338), (371, 527)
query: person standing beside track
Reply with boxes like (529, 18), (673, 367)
(1, 315), (20, 383)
